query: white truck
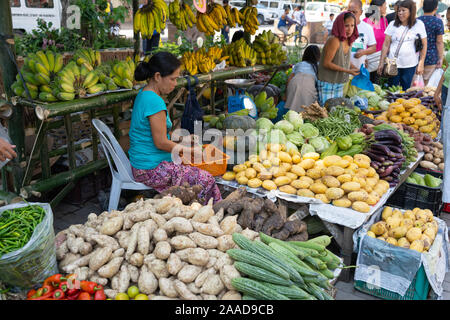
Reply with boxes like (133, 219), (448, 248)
(10, 0), (62, 34)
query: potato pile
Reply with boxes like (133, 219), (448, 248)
(55, 196), (260, 300)
(406, 86), (436, 97)
(367, 206), (438, 253)
(421, 141), (444, 171)
(222, 147), (390, 213)
(375, 98), (440, 139)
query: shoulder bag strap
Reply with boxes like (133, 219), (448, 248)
(394, 26), (409, 58)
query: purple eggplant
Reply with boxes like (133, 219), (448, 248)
(379, 165), (396, 177)
(365, 151), (386, 163)
(382, 161), (394, 166)
(374, 130), (402, 144)
(387, 145), (403, 153)
(383, 175), (393, 181)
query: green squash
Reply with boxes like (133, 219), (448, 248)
(223, 115), (256, 131)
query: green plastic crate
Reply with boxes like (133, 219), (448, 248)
(354, 266), (430, 300)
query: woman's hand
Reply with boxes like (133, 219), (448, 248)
(347, 68), (360, 76)
(434, 92), (442, 111)
(377, 63), (384, 75)
(416, 61), (424, 75)
(0, 138), (16, 162)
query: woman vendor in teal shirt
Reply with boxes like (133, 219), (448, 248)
(129, 52), (222, 204)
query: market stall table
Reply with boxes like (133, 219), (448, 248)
(216, 153), (424, 282)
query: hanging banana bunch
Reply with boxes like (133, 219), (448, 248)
(223, 38), (257, 68)
(169, 0), (197, 31)
(10, 50), (64, 102)
(253, 30), (287, 65)
(207, 46), (228, 64)
(196, 2), (228, 36)
(181, 48), (217, 75)
(134, 0), (169, 39)
(240, 5), (259, 35)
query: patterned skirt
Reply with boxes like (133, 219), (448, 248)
(317, 80), (345, 106)
(132, 161), (223, 205)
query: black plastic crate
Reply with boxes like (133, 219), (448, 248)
(386, 170), (443, 215)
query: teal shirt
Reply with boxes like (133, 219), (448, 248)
(129, 89), (173, 170)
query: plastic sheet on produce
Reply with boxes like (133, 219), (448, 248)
(0, 203), (58, 289)
(353, 208), (449, 298)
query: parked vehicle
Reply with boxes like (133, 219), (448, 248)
(258, 0), (298, 24)
(304, 2), (341, 23)
(10, 0), (62, 34)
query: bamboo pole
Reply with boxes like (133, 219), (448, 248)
(20, 65), (288, 119)
(0, 0), (25, 194)
(49, 180), (78, 209)
(64, 114), (76, 169)
(20, 159), (108, 197)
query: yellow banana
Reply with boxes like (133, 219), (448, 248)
(83, 71), (99, 88)
(46, 51), (55, 73)
(87, 84), (104, 94)
(60, 82), (75, 93)
(134, 9), (142, 33)
(53, 53), (64, 73)
(35, 62), (50, 77)
(34, 73), (51, 85)
(57, 92), (75, 101)
(36, 51), (50, 71)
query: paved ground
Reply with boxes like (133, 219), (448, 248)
(52, 182), (450, 300)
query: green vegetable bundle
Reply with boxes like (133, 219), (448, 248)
(229, 233), (343, 300)
(0, 204), (45, 257)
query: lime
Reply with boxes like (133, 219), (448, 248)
(134, 294), (149, 300)
(115, 293), (130, 300)
(127, 286), (140, 299)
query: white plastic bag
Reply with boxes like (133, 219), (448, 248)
(412, 74), (425, 88)
(427, 68), (444, 88)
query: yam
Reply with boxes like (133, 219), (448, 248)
(97, 257), (124, 278)
(187, 248), (210, 266)
(177, 264), (203, 283)
(149, 259), (170, 279)
(137, 224), (151, 256)
(138, 265), (158, 295)
(219, 264), (241, 290)
(89, 247), (113, 271)
(217, 235), (236, 252)
(220, 215), (238, 235)
(192, 198), (215, 223)
(189, 232), (219, 249)
(170, 235), (197, 250)
(90, 234), (120, 251)
(191, 221), (224, 237)
(174, 279), (201, 300)
(129, 252), (144, 267)
(164, 217), (193, 234)
(127, 264), (140, 283)
(100, 216), (124, 235)
(167, 253), (184, 275)
(222, 291), (242, 300)
(201, 274), (224, 295)
(195, 268), (216, 288)
(154, 241), (172, 260)
(153, 228), (168, 242)
(159, 278), (178, 298)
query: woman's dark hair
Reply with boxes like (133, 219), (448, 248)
(394, 0), (417, 28)
(302, 45), (321, 75)
(134, 51), (181, 81)
(231, 30), (245, 42)
(422, 0), (438, 13)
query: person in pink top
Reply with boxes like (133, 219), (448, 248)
(364, 0), (388, 84)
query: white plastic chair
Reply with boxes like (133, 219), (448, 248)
(92, 119), (151, 212)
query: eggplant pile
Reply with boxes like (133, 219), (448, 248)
(364, 129), (406, 188)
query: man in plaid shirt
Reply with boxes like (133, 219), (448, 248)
(292, 5), (307, 43)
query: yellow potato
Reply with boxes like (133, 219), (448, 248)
(314, 160), (325, 170)
(236, 176), (249, 185)
(306, 168), (322, 179)
(297, 189), (315, 198)
(236, 171), (247, 180)
(303, 152), (320, 160)
(366, 194), (379, 206)
(244, 161), (252, 168)
(252, 162), (266, 173)
(342, 155), (354, 163)
(247, 178), (262, 188)
(332, 196), (352, 208)
(233, 164), (247, 173)
(290, 179), (311, 189)
(290, 165), (306, 177)
(257, 171), (273, 181)
(222, 171), (236, 181)
(323, 155), (342, 167)
(347, 190), (369, 202)
(299, 176), (314, 185)
(259, 150), (269, 161)
(299, 159), (315, 170)
(270, 157), (281, 166)
(315, 194), (330, 204)
(292, 154), (302, 164)
(366, 177), (379, 188)
(279, 185), (297, 195)
(356, 168), (369, 177)
(337, 174), (352, 183)
(347, 163), (359, 171)
(322, 175), (341, 188)
(280, 162), (292, 172)
(363, 185), (373, 193)
(245, 168), (257, 179)
(270, 166), (286, 178)
(335, 159), (350, 168)
(278, 151), (292, 164)
(324, 166), (345, 177)
(352, 201), (371, 213)
(262, 180), (277, 191)
(341, 181), (361, 193)
(262, 159), (272, 168)
(325, 187), (345, 200)
(285, 172), (298, 181)
(366, 167), (376, 177)
(248, 154), (259, 163)
(267, 143), (283, 153)
(352, 176), (366, 188)
(274, 176), (292, 187)
(310, 182), (328, 194)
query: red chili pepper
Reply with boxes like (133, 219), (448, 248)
(80, 281), (101, 294)
(27, 289), (37, 299)
(41, 284), (54, 295)
(52, 289), (66, 300)
(29, 291), (54, 300)
(67, 290), (81, 300)
(59, 281), (68, 292)
(77, 292), (92, 300)
(94, 289), (106, 300)
(43, 274), (64, 287)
